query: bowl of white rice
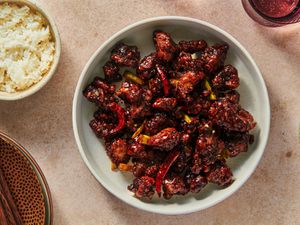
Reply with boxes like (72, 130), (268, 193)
(0, 0), (61, 100)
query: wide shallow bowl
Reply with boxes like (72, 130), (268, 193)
(73, 16), (270, 215)
(0, 131), (52, 224)
(0, 0), (61, 101)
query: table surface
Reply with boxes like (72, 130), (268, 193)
(1, 0), (300, 224)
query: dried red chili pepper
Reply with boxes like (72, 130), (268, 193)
(156, 64), (170, 97)
(155, 150), (180, 197)
(107, 102), (126, 135)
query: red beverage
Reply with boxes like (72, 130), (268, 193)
(252, 0), (299, 18)
(242, 0), (300, 26)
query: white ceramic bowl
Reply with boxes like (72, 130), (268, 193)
(73, 16), (270, 215)
(0, 0), (61, 100)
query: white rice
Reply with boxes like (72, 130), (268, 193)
(0, 3), (55, 93)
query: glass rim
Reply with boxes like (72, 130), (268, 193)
(242, 0), (300, 26)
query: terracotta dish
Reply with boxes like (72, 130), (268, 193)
(0, 132), (52, 225)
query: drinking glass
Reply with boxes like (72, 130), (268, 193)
(242, 0), (300, 26)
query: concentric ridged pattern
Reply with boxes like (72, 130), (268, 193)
(0, 136), (46, 225)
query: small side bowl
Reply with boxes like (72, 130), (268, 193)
(0, 0), (61, 101)
(73, 16), (270, 215)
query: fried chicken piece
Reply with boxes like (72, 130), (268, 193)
(90, 109), (118, 139)
(153, 30), (177, 62)
(206, 160), (234, 187)
(103, 60), (122, 83)
(212, 65), (239, 90)
(139, 52), (158, 71)
(219, 90), (240, 104)
(126, 103), (152, 121)
(137, 52), (159, 80)
(184, 95), (212, 116)
(194, 120), (225, 166)
(105, 138), (129, 165)
(163, 175), (188, 199)
(177, 40), (207, 53)
(200, 43), (229, 74)
(185, 173), (208, 193)
(147, 128), (180, 151)
(196, 135), (225, 166)
(152, 98), (177, 111)
(93, 109), (116, 123)
(208, 98), (256, 132)
(132, 161), (146, 177)
(144, 113), (177, 135)
(128, 176), (156, 199)
(116, 81), (143, 104)
(131, 158), (160, 177)
(221, 131), (253, 157)
(83, 77), (116, 109)
(89, 119), (115, 139)
(145, 164), (159, 177)
(174, 51), (205, 72)
(89, 103), (126, 139)
(111, 42), (140, 67)
(177, 71), (205, 98)
(148, 75), (164, 97)
(128, 141), (146, 157)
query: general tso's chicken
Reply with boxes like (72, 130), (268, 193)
(83, 30), (256, 200)
(209, 98), (256, 132)
(116, 81), (144, 104)
(137, 52), (158, 80)
(102, 60), (122, 83)
(206, 160), (234, 187)
(105, 138), (129, 165)
(152, 97), (177, 111)
(145, 128), (181, 151)
(83, 77), (115, 109)
(177, 39), (207, 53)
(144, 113), (177, 135)
(176, 70), (205, 98)
(200, 43), (229, 74)
(212, 65), (239, 90)
(153, 30), (177, 62)
(128, 176), (156, 199)
(111, 42), (140, 67)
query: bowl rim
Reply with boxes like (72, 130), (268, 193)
(0, 0), (62, 101)
(0, 131), (53, 224)
(72, 16), (271, 215)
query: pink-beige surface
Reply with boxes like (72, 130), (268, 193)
(0, 0), (299, 224)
